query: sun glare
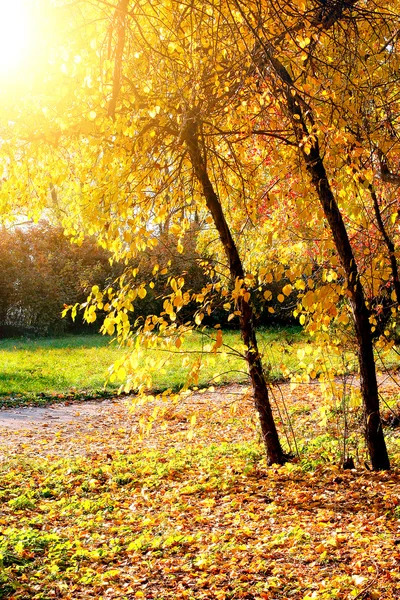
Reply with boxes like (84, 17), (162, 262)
(0, 0), (34, 76)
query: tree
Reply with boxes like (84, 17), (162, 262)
(1, 0), (400, 468)
(0, 223), (118, 335)
(0, 227), (19, 326)
(0, 0), (288, 464)
(228, 0), (400, 468)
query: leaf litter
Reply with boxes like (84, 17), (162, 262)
(0, 380), (399, 599)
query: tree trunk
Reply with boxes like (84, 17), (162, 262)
(256, 44), (391, 469)
(182, 116), (286, 465)
(304, 154), (390, 470)
(232, 0), (390, 469)
(369, 183), (400, 306)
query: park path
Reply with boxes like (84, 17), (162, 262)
(0, 397), (122, 429)
(0, 384), (251, 458)
(0, 374), (399, 459)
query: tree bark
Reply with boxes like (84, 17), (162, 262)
(303, 149), (390, 470)
(182, 116), (286, 465)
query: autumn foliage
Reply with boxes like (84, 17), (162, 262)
(0, 224), (116, 335)
(1, 0), (400, 468)
(2, 3), (400, 597)
(1, 382), (400, 598)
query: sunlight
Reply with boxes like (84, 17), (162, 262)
(0, 0), (34, 76)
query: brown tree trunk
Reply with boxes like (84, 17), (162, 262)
(303, 151), (390, 470)
(232, 0), (390, 469)
(262, 50), (390, 469)
(369, 183), (400, 306)
(182, 116), (286, 465)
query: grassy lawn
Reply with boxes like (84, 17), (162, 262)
(1, 326), (398, 408)
(0, 327), (311, 406)
(0, 335), (124, 405)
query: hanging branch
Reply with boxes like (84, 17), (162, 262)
(108, 0), (129, 120)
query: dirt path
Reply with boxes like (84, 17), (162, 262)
(0, 397), (123, 429)
(0, 384), (251, 458)
(0, 374), (399, 460)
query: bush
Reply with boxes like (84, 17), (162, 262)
(0, 223), (118, 336)
(0, 221), (299, 338)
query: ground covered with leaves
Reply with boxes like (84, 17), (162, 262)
(0, 382), (400, 599)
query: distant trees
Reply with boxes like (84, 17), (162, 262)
(0, 222), (230, 336)
(0, 224), (116, 335)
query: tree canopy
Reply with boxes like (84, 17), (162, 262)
(1, 0), (400, 468)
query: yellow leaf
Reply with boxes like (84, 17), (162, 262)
(105, 321), (115, 336)
(295, 279), (306, 290)
(299, 37), (310, 49)
(195, 312), (204, 325)
(213, 329), (223, 351)
(338, 312), (349, 325)
(282, 284), (293, 296)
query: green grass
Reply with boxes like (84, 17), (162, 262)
(3, 325), (398, 408)
(0, 335), (124, 405)
(132, 325), (309, 392)
(0, 327), (307, 406)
